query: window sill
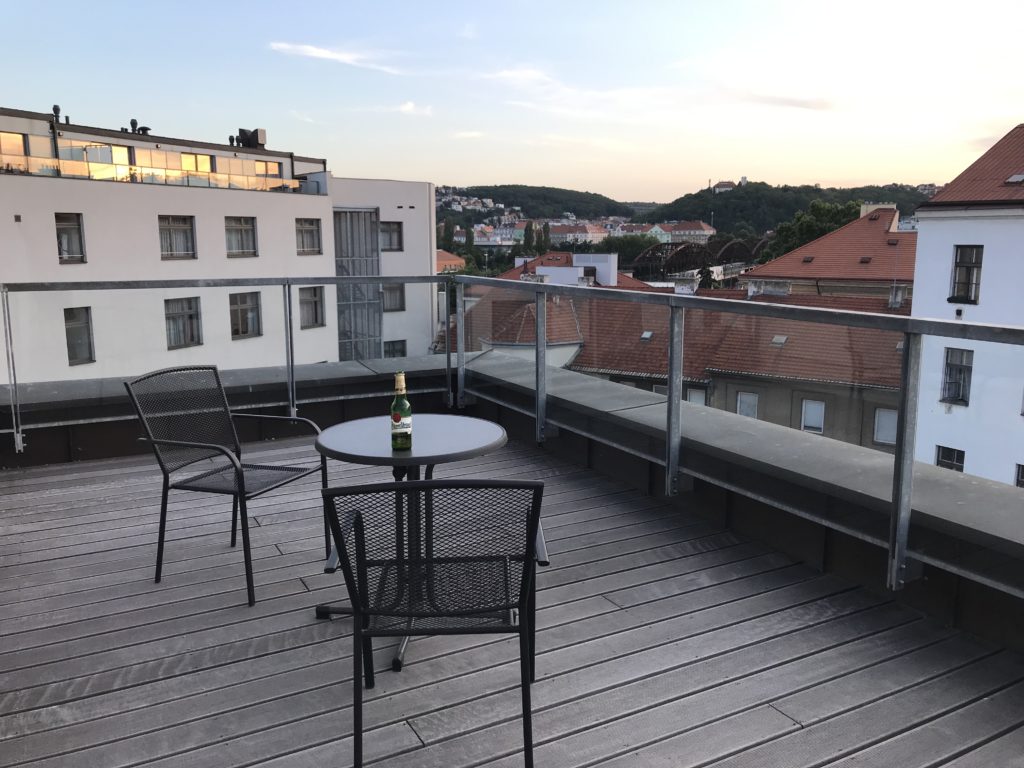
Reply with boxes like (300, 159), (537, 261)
(947, 297), (978, 305)
(161, 255), (197, 260)
(297, 250), (322, 256)
(940, 398), (970, 407)
(167, 343), (203, 350)
(58, 258), (86, 264)
(231, 335), (264, 341)
(68, 358), (96, 366)
(227, 253), (259, 258)
(300, 324), (326, 330)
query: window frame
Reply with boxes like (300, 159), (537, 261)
(55, 212), (86, 263)
(299, 286), (325, 329)
(686, 387), (706, 406)
(380, 221), (404, 252)
(229, 291), (263, 340)
(1016, 463), (1024, 489)
(873, 407), (898, 446)
(225, 216), (258, 257)
(382, 284), (406, 312)
(164, 297), (203, 349)
(736, 391), (758, 418)
(936, 445), (965, 472)
(295, 218), (322, 255)
(383, 340), (407, 358)
(941, 347), (973, 405)
(63, 306), (95, 365)
(158, 214), (197, 260)
(801, 398), (825, 434)
(948, 244), (982, 304)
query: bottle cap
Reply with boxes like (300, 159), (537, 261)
(395, 371), (407, 391)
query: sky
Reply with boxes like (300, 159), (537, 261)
(4, 0), (1024, 202)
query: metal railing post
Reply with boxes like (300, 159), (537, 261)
(444, 278), (453, 408)
(665, 305), (684, 496)
(2, 286), (25, 452)
(888, 331), (922, 589)
(456, 281), (466, 408)
(282, 282), (297, 417)
(535, 291), (547, 444)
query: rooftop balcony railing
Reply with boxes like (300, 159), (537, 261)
(3, 273), (1024, 616)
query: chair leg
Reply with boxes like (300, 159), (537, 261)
(362, 629), (375, 690)
(528, 573), (538, 682)
(230, 496), (239, 548)
(520, 628), (535, 768)
(238, 497), (256, 606)
(155, 478), (170, 584)
(353, 625), (364, 768)
(320, 456), (330, 559)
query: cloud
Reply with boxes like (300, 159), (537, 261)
(351, 101), (433, 117)
(269, 42), (403, 75)
(736, 92), (833, 111)
(458, 22), (478, 39)
(454, 130), (484, 139)
(288, 110), (317, 124)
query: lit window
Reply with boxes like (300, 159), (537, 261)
(382, 284), (406, 312)
(159, 215), (196, 259)
(383, 340), (407, 358)
(801, 399), (825, 433)
(64, 307), (94, 365)
(380, 222), (403, 251)
(229, 292), (262, 339)
(949, 245), (982, 304)
(225, 216), (258, 257)
(0, 131), (26, 155)
(874, 408), (898, 445)
(299, 286), (325, 329)
(737, 391), (758, 418)
(941, 348), (973, 405)
(295, 218), (322, 255)
(936, 445), (965, 472)
(165, 297), (202, 349)
(55, 213), (86, 262)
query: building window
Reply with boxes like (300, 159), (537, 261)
(64, 307), (94, 365)
(165, 297), (202, 349)
(383, 340), (407, 358)
(159, 215), (196, 259)
(936, 445), (965, 472)
(55, 213), (85, 263)
(874, 408), (898, 445)
(949, 245), (982, 303)
(736, 391), (758, 418)
(225, 216), (258, 257)
(1016, 464), (1024, 488)
(229, 292), (262, 339)
(380, 221), (403, 251)
(296, 218), (322, 255)
(941, 348), (973, 405)
(686, 388), (706, 406)
(382, 284), (406, 312)
(299, 286), (325, 329)
(801, 399), (825, 434)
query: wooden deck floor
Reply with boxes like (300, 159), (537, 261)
(2, 436), (1024, 768)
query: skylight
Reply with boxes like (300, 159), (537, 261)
(801, 256), (814, 263)
(640, 331), (653, 341)
(860, 256), (872, 263)
(1006, 173), (1024, 184)
(770, 334), (788, 347)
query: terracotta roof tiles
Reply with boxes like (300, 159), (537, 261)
(926, 124), (1024, 205)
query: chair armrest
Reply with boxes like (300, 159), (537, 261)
(231, 412), (322, 435)
(534, 522), (550, 567)
(145, 437), (243, 472)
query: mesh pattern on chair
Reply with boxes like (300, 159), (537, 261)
(127, 367), (239, 473)
(172, 462), (316, 496)
(327, 483), (539, 634)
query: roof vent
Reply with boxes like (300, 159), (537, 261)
(868, 212), (880, 220)
(887, 238), (899, 246)
(640, 331), (654, 341)
(1006, 173), (1024, 184)
(801, 256), (814, 263)
(770, 334), (788, 347)
(860, 256), (872, 264)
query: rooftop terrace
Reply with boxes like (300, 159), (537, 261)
(3, 434), (1024, 767)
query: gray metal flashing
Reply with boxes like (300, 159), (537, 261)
(704, 367), (901, 391)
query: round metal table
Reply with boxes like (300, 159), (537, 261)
(314, 413), (508, 669)
(315, 413), (508, 481)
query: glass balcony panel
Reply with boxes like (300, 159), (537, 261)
(88, 162), (117, 181)
(27, 156), (59, 175)
(111, 145), (130, 165)
(0, 154), (29, 173)
(141, 167), (165, 184)
(59, 159), (89, 178)
(164, 169), (185, 186)
(84, 144), (112, 164)
(210, 172), (230, 189)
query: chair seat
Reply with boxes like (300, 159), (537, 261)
(171, 461), (319, 497)
(364, 556), (522, 634)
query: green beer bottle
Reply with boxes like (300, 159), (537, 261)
(390, 371), (412, 450)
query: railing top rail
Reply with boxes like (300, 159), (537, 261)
(452, 275), (1024, 346)
(0, 275), (444, 291)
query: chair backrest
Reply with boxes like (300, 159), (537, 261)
(124, 366), (240, 474)
(323, 479), (544, 620)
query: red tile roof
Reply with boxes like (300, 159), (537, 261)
(497, 252), (575, 280)
(436, 249), (465, 272)
(926, 124), (1024, 205)
(742, 209), (915, 283)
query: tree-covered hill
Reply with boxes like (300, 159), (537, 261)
(461, 185), (634, 219)
(640, 182), (931, 234)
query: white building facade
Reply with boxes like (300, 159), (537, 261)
(0, 106), (435, 384)
(912, 125), (1024, 486)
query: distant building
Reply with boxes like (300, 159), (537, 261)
(436, 249), (465, 273)
(713, 180), (737, 194)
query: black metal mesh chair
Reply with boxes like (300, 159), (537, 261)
(323, 479), (545, 768)
(125, 365), (328, 606)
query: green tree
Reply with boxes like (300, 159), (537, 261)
(465, 226), (475, 250)
(523, 221), (535, 252)
(540, 222), (551, 254)
(697, 263), (714, 289)
(759, 199), (861, 262)
(440, 218), (455, 251)
(509, 243), (525, 262)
